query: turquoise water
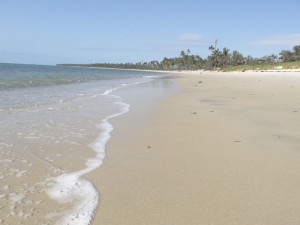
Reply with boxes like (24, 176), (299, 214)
(0, 63), (160, 112)
(0, 63), (156, 90)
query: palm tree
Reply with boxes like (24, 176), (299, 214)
(180, 50), (186, 58)
(222, 48), (230, 66)
(293, 45), (300, 60)
(187, 49), (191, 69)
(208, 49), (222, 68)
(279, 50), (295, 62)
(232, 50), (244, 65)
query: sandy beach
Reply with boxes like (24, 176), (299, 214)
(2, 1), (300, 224)
(90, 71), (300, 225)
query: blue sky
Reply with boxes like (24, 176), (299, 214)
(1, 0), (300, 65)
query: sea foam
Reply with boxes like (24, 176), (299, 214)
(47, 85), (130, 225)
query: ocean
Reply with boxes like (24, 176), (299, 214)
(0, 63), (173, 225)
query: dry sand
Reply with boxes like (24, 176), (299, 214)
(90, 71), (300, 225)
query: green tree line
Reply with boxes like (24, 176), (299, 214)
(59, 43), (300, 71)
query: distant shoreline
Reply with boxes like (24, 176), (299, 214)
(57, 64), (173, 74)
(57, 63), (300, 74)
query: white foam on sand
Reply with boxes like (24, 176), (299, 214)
(46, 83), (137, 225)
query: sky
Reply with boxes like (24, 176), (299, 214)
(0, 0), (300, 65)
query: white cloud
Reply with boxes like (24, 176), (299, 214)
(177, 33), (202, 42)
(251, 34), (300, 45)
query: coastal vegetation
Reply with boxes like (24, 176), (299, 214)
(59, 43), (300, 71)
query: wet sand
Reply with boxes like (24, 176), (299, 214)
(91, 71), (300, 225)
(0, 136), (96, 225)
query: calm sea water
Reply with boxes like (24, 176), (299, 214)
(0, 63), (158, 90)
(0, 63), (160, 157)
(0, 63), (168, 225)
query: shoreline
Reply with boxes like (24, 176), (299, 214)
(43, 76), (175, 225)
(57, 63), (300, 74)
(0, 67), (172, 225)
(46, 85), (130, 225)
(90, 70), (300, 224)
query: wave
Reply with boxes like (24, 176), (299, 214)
(47, 81), (147, 225)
